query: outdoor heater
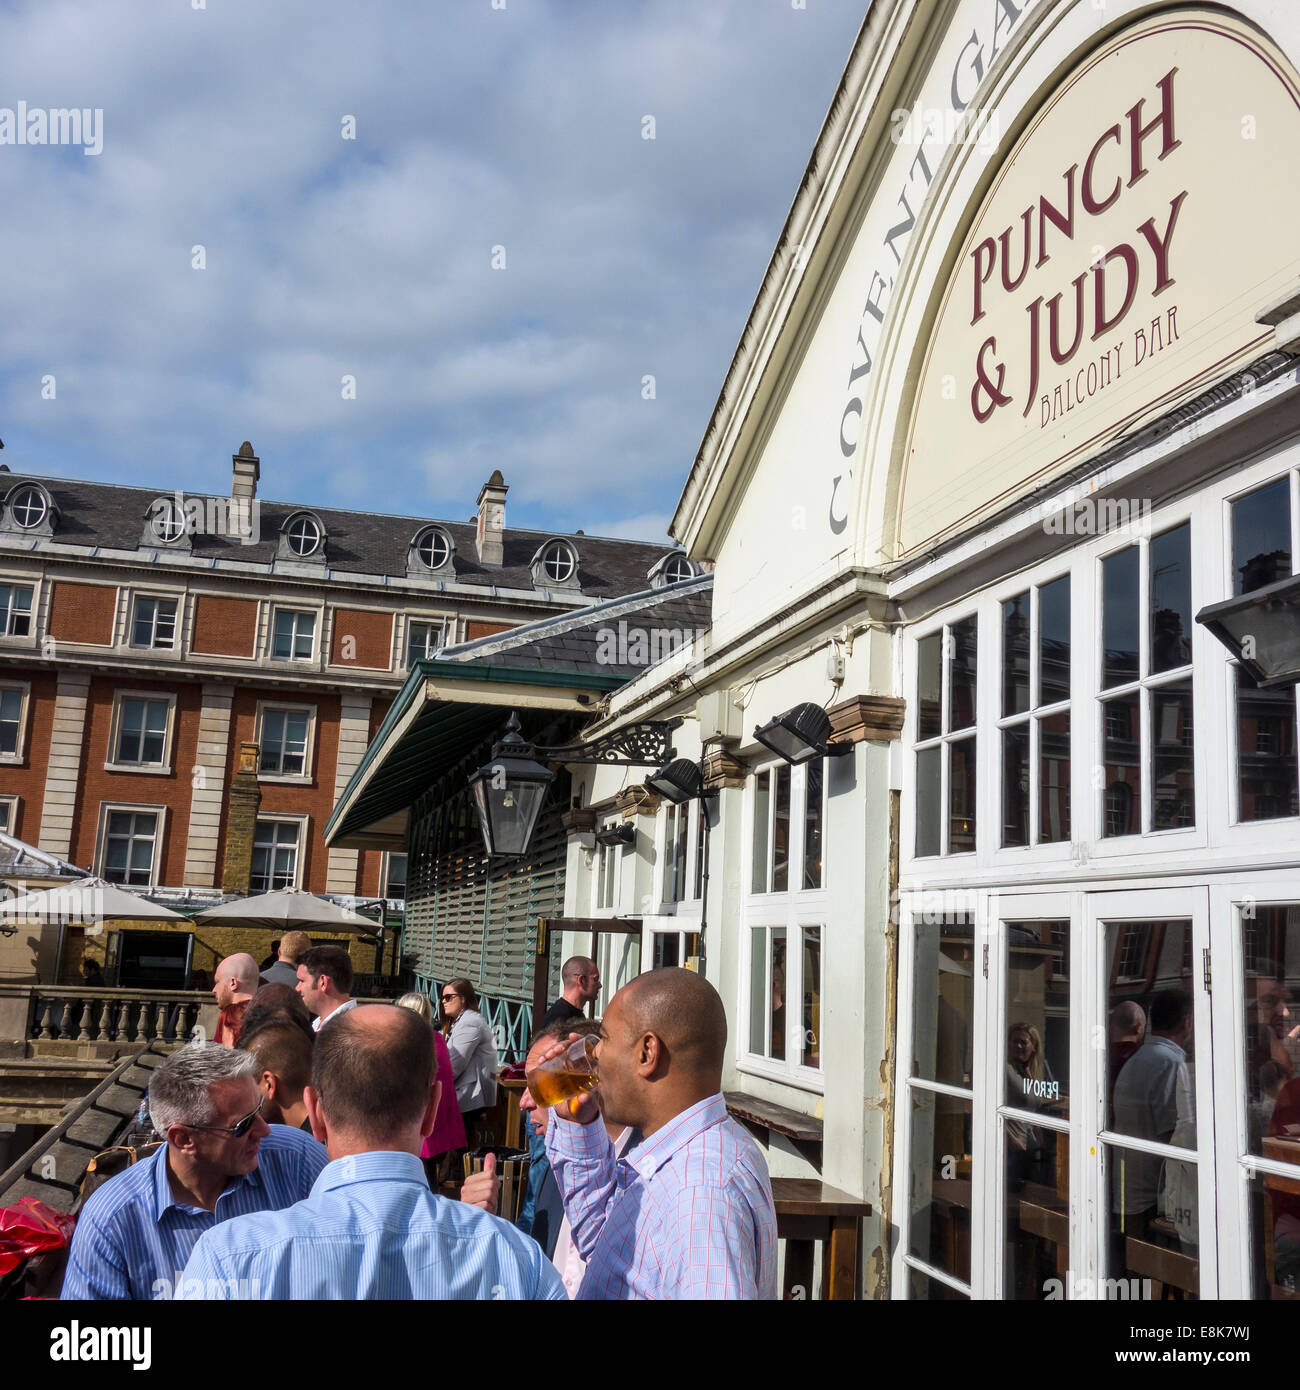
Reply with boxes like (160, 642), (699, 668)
(753, 702), (849, 764)
(1195, 573), (1300, 688)
(468, 713), (556, 857)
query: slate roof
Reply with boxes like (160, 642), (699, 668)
(437, 572), (713, 680)
(0, 469), (681, 600)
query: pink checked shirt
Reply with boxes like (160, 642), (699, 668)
(544, 1092), (778, 1300)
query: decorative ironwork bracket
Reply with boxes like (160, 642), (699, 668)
(538, 718), (681, 767)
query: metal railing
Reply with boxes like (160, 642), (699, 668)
(22, 987), (212, 1045)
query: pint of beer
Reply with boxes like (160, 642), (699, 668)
(526, 1034), (598, 1108)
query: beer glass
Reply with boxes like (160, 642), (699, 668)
(526, 1034), (598, 1109)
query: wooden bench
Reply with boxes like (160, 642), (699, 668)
(771, 1179), (871, 1300)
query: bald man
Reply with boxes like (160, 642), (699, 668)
(539, 956), (601, 1031)
(541, 968), (777, 1299)
(182, 1005), (565, 1299)
(213, 953), (259, 1048)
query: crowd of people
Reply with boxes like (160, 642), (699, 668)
(60, 945), (778, 1300)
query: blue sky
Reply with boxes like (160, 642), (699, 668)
(0, 0), (867, 541)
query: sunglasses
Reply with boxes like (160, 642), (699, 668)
(183, 1093), (265, 1139)
(441, 993), (460, 1002)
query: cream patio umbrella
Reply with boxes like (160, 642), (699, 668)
(190, 887), (381, 934)
(0, 876), (190, 933)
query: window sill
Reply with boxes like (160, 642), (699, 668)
(257, 774), (313, 785)
(103, 763), (172, 776)
(725, 1089), (824, 1171)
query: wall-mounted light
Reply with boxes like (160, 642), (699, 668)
(753, 702), (850, 765)
(594, 823), (635, 848)
(645, 758), (711, 804)
(468, 713), (555, 857)
(1196, 574), (1300, 688)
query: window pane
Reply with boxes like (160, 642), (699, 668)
(949, 617), (977, 731)
(802, 927), (821, 1069)
(1106, 1141), (1199, 1297)
(1002, 593), (1030, 717)
(1150, 524), (1192, 673)
(749, 928), (766, 1053)
(693, 804), (709, 900)
(908, 1266), (969, 1301)
(907, 1092), (973, 1282)
(916, 748), (941, 857)
(672, 802), (688, 902)
(917, 633), (942, 740)
(654, 934), (680, 970)
(1102, 547), (1139, 688)
(1236, 666), (1299, 821)
(1150, 679), (1194, 830)
(1242, 908), (1300, 1162)
(1102, 692), (1141, 837)
(1001, 727), (1029, 848)
(772, 765), (790, 893)
(769, 928), (787, 1061)
(949, 737), (976, 853)
(1038, 576), (1070, 706)
(751, 772), (769, 894)
(911, 916), (973, 1087)
(1233, 476), (1292, 595)
(1006, 921), (1070, 1119)
(272, 610), (293, 658)
(1039, 712), (1070, 843)
(803, 759), (823, 889)
(1003, 1116), (1068, 1300)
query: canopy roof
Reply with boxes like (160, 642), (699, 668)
(191, 887), (383, 933)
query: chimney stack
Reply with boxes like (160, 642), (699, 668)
(475, 470), (507, 566)
(232, 441), (260, 502)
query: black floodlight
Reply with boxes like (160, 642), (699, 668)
(1196, 574), (1300, 688)
(594, 823), (635, 848)
(646, 758), (707, 804)
(468, 712), (555, 856)
(753, 702), (848, 764)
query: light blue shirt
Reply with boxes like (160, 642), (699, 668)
(181, 1149), (567, 1299)
(61, 1125), (328, 1300)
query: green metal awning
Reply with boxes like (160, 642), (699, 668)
(325, 658), (623, 851)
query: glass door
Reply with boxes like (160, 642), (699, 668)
(989, 894), (1074, 1300)
(1086, 888), (1216, 1299)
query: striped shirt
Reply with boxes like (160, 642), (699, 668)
(545, 1092), (778, 1300)
(61, 1125), (327, 1301)
(180, 1150), (567, 1299)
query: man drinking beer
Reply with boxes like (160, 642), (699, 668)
(540, 968), (777, 1299)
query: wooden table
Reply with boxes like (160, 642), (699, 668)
(771, 1179), (871, 1300)
(499, 1078), (528, 1151)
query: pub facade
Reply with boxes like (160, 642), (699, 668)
(553, 0), (1300, 1299)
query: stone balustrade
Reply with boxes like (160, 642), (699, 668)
(0, 984), (217, 1055)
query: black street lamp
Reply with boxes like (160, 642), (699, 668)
(468, 713), (556, 857)
(753, 702), (849, 764)
(1196, 574), (1300, 688)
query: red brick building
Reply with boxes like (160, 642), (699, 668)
(0, 444), (685, 982)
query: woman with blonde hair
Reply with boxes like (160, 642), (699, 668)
(439, 977), (499, 1146)
(395, 990), (466, 1180)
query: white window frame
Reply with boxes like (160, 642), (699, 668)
(0, 577), (37, 641)
(95, 803), (166, 886)
(910, 613), (979, 860)
(405, 617), (447, 670)
(250, 815), (308, 893)
(0, 681), (30, 762)
(0, 794), (18, 834)
(126, 591), (182, 652)
(740, 760), (827, 1093)
(105, 691), (178, 774)
(268, 606), (318, 662)
(593, 826), (623, 914)
(382, 850), (407, 902)
(255, 701), (316, 782)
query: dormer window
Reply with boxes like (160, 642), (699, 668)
(10, 487), (47, 529)
(277, 511), (326, 563)
(2, 483), (56, 537)
(648, 550), (697, 589)
(532, 538), (579, 590)
(410, 526), (455, 577)
(286, 514), (322, 556)
(141, 497), (190, 551)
